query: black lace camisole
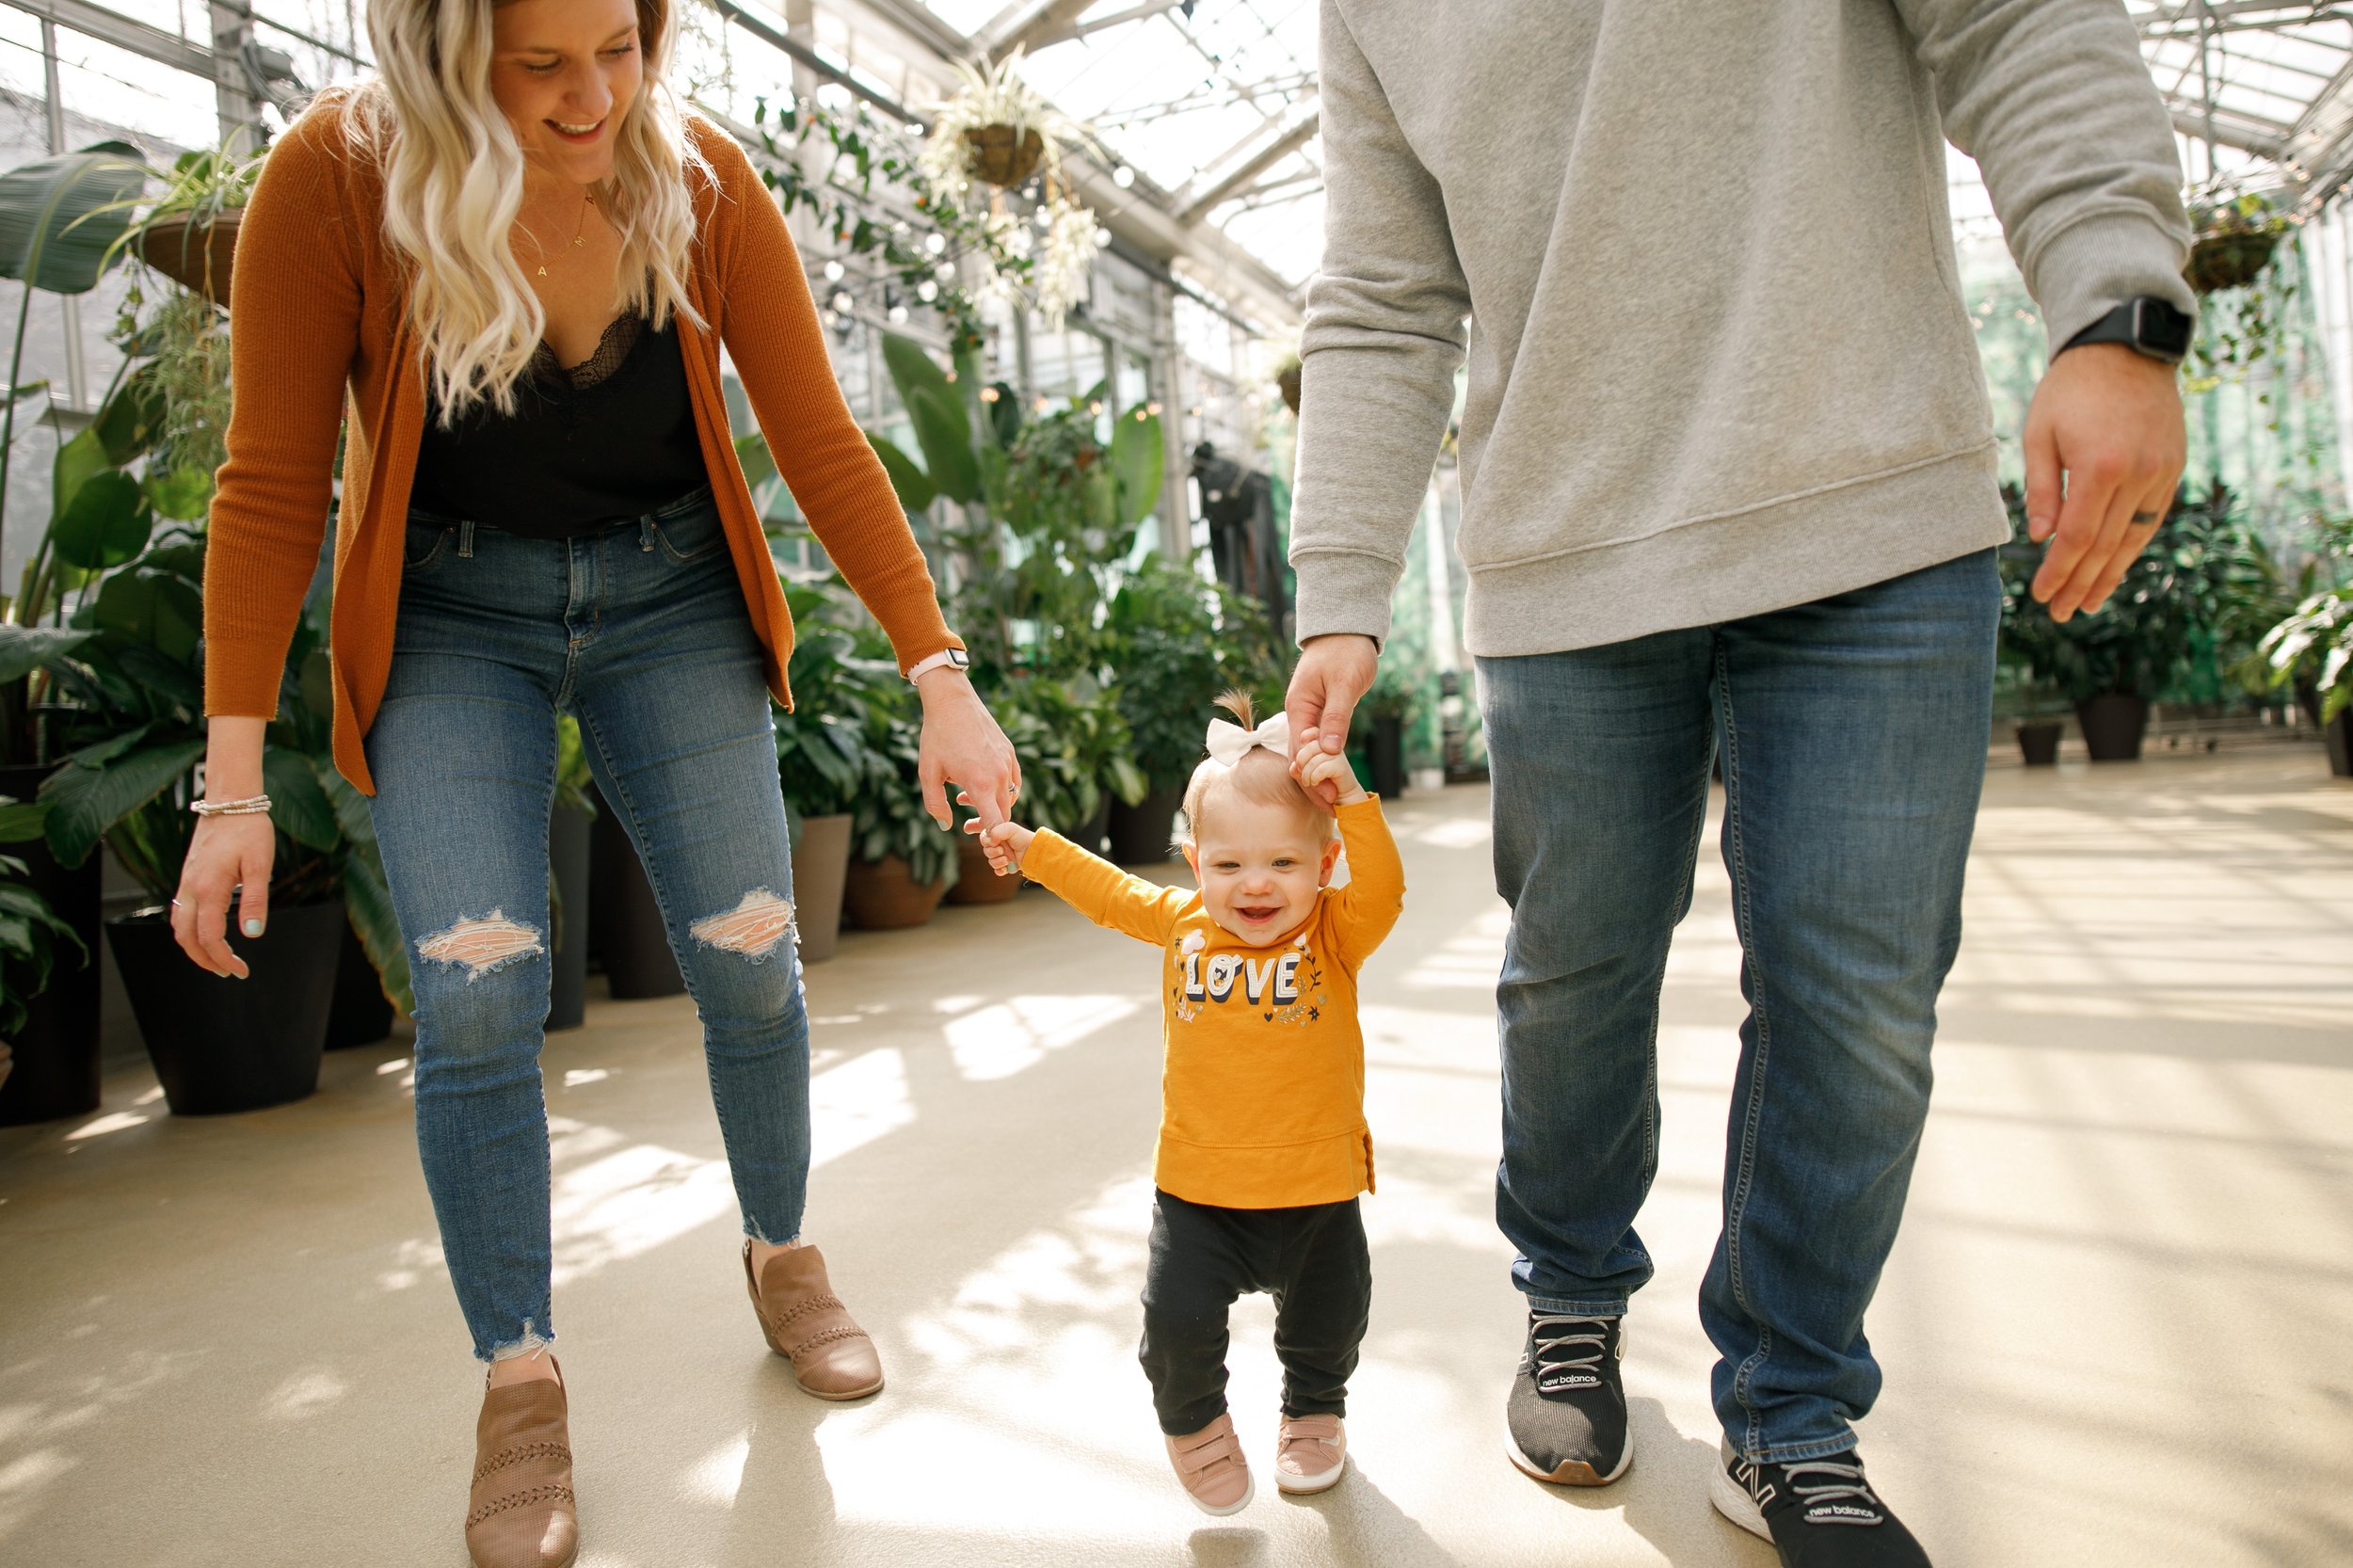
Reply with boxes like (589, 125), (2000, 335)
(409, 310), (711, 539)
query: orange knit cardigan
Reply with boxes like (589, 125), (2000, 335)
(201, 97), (957, 795)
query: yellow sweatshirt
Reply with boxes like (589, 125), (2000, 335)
(1020, 797), (1405, 1209)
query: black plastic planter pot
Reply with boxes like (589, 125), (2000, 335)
(2074, 695), (2150, 763)
(322, 916), (395, 1050)
(2016, 719), (2063, 767)
(2326, 709), (2353, 778)
(0, 761), (103, 1127)
(589, 788), (682, 1000)
(1108, 786), (1185, 865)
(106, 900), (341, 1115)
(1368, 715), (1408, 800)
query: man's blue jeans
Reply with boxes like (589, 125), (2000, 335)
(1477, 549), (1999, 1464)
(365, 488), (812, 1363)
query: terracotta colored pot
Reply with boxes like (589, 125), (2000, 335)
(946, 833), (1021, 904)
(843, 855), (949, 930)
(789, 813), (853, 962)
(965, 124), (1045, 187)
(139, 213), (240, 307)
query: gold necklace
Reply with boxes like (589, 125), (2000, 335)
(534, 187), (596, 279)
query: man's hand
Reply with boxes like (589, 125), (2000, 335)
(918, 668), (1021, 831)
(1285, 633), (1379, 805)
(2022, 342), (2186, 622)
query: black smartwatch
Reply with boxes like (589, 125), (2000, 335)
(2059, 296), (2193, 366)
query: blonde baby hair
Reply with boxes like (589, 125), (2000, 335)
(1178, 691), (1336, 848)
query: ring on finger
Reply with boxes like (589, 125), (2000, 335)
(2131, 511), (2160, 524)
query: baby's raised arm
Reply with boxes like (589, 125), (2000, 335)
(964, 811), (1189, 947)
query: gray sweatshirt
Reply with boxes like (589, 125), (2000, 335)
(1289, 0), (2194, 656)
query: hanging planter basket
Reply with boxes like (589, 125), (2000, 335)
(138, 211), (241, 308)
(965, 124), (1045, 188)
(2185, 228), (2281, 296)
(1276, 363), (1302, 416)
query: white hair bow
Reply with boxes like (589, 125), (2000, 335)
(1205, 711), (1291, 768)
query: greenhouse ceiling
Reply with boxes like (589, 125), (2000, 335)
(8, 2), (2353, 303)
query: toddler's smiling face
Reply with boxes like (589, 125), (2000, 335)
(1184, 788), (1340, 943)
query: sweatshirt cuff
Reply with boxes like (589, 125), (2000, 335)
(2030, 210), (2196, 355)
(1291, 550), (1402, 648)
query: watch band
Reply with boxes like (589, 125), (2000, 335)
(904, 647), (970, 682)
(2060, 296), (2193, 366)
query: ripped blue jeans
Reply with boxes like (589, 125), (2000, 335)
(364, 486), (811, 1362)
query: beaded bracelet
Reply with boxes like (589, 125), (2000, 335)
(190, 794), (272, 818)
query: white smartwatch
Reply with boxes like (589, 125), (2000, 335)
(905, 647), (971, 683)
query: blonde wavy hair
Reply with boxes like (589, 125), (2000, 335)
(343, 0), (709, 422)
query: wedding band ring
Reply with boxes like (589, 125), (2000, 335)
(2131, 511), (2160, 523)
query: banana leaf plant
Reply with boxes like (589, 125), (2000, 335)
(863, 330), (1164, 684)
(0, 143), (149, 616)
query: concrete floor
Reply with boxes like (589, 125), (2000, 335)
(2, 747), (2349, 1567)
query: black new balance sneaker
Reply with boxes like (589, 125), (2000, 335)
(1711, 1441), (1931, 1566)
(1504, 1312), (1630, 1485)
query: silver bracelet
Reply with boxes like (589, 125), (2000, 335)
(190, 794), (272, 817)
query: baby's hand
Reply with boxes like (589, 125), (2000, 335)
(961, 813), (1033, 875)
(1294, 731), (1369, 806)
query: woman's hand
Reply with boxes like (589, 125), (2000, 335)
(962, 812), (1034, 876)
(171, 814), (276, 979)
(918, 669), (1021, 831)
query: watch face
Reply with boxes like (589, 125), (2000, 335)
(2137, 300), (2193, 360)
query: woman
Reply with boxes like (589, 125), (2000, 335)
(172, 1), (1017, 1562)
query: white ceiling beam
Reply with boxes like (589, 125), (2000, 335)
(1173, 102), (1321, 225)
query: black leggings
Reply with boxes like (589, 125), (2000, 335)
(1139, 1189), (1372, 1435)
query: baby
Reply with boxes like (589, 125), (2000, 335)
(971, 693), (1404, 1514)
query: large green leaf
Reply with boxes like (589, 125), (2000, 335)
(0, 795), (44, 841)
(51, 425), (110, 520)
(735, 431), (778, 492)
(0, 143), (147, 295)
(145, 466), (213, 521)
(0, 623), (93, 682)
(342, 842), (413, 1017)
(39, 731), (204, 868)
(904, 385), (979, 505)
(985, 381), (1021, 449)
(1109, 403), (1165, 531)
(51, 468), (151, 571)
(864, 431), (937, 513)
(318, 764), (378, 851)
(879, 332), (959, 423)
(262, 746), (340, 853)
(93, 365), (167, 463)
(93, 568), (200, 659)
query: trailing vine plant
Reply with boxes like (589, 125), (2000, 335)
(747, 91), (1039, 355)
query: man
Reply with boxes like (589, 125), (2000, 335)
(1282, 3), (2191, 1562)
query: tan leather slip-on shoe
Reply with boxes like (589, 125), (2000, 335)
(744, 1240), (885, 1400)
(466, 1363), (577, 1568)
